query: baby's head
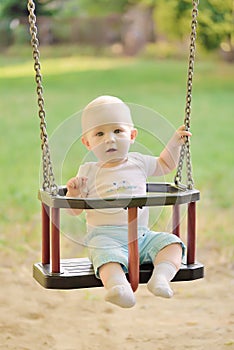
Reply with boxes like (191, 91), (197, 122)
(81, 96), (137, 164)
(81, 95), (133, 135)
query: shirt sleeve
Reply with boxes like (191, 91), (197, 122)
(141, 154), (158, 177)
(129, 152), (158, 177)
(76, 163), (89, 178)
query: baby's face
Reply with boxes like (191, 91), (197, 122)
(82, 123), (137, 165)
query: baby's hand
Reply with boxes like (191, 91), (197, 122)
(66, 176), (88, 197)
(170, 125), (192, 147)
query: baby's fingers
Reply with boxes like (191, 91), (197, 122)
(177, 125), (192, 139)
(67, 177), (79, 189)
(77, 177), (87, 188)
(77, 177), (88, 197)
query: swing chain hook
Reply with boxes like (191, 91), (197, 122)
(174, 0), (199, 190)
(27, 0), (58, 196)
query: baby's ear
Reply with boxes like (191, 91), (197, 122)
(130, 128), (138, 144)
(82, 136), (90, 150)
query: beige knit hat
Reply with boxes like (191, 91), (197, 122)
(81, 95), (133, 134)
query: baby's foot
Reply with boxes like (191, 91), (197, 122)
(147, 262), (177, 299)
(147, 277), (174, 298)
(105, 284), (136, 308)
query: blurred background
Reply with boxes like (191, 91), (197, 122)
(0, 0), (233, 59)
(0, 0), (233, 277)
(0, 1), (234, 349)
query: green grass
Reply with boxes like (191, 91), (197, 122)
(0, 46), (233, 261)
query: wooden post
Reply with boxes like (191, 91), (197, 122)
(172, 204), (180, 237)
(128, 207), (139, 292)
(42, 203), (50, 265)
(187, 202), (196, 264)
(51, 208), (60, 273)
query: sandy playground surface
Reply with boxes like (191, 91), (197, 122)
(0, 247), (233, 350)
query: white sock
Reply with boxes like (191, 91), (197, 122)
(105, 276), (136, 308)
(147, 261), (178, 298)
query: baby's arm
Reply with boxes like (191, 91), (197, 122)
(66, 176), (88, 215)
(155, 125), (192, 176)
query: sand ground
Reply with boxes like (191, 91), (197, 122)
(0, 248), (233, 350)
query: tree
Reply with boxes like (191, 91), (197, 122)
(1, 0), (232, 56)
(152, 0), (234, 53)
(78, 0), (233, 53)
(198, 0), (233, 52)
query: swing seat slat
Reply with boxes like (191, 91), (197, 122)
(33, 258), (204, 290)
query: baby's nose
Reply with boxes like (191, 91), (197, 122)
(105, 132), (115, 143)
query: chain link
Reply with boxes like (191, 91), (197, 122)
(27, 0), (58, 195)
(174, 0), (199, 190)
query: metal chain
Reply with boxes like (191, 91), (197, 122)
(28, 0), (198, 193)
(174, 0), (199, 190)
(27, 0), (58, 195)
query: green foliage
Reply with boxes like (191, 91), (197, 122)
(155, 0), (233, 51)
(0, 19), (13, 47)
(0, 0), (59, 19)
(77, 0), (234, 51)
(155, 0), (191, 41)
(78, 0), (127, 16)
(1, 0), (233, 52)
(0, 0), (28, 18)
(198, 0), (234, 50)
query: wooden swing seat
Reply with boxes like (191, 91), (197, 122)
(33, 258), (204, 290)
(33, 183), (204, 290)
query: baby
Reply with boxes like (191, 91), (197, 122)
(66, 95), (191, 308)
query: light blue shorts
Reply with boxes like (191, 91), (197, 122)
(84, 226), (186, 278)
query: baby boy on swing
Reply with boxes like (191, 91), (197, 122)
(66, 95), (191, 308)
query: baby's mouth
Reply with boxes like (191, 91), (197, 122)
(106, 148), (117, 153)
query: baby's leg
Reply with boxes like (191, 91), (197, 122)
(99, 262), (136, 308)
(147, 243), (182, 298)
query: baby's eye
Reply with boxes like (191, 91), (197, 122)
(96, 131), (104, 137)
(114, 129), (122, 134)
